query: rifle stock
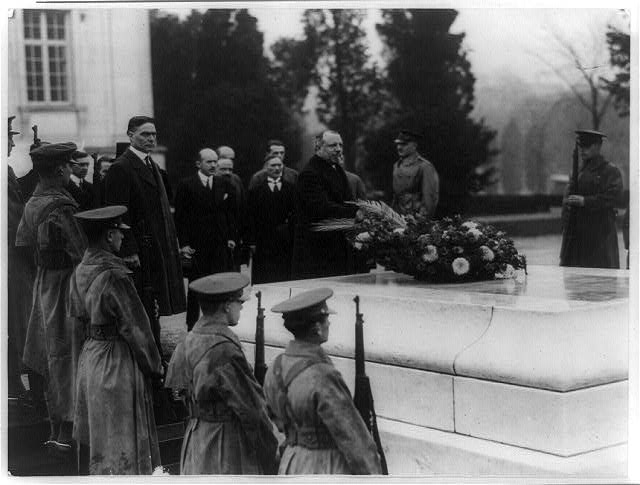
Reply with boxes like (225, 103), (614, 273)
(560, 143), (579, 265)
(353, 295), (389, 475)
(254, 291), (267, 385)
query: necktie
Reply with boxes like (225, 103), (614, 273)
(268, 178), (281, 192)
(145, 155), (153, 172)
(207, 177), (212, 190)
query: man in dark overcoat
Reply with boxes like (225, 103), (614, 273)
(247, 153), (296, 284)
(560, 129), (623, 269)
(103, 116), (186, 353)
(67, 150), (96, 210)
(291, 130), (358, 279)
(174, 148), (238, 330)
(248, 139), (298, 190)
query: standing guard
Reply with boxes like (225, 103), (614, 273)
(70, 206), (163, 475)
(263, 288), (382, 475)
(15, 142), (88, 452)
(164, 273), (278, 475)
(560, 129), (623, 268)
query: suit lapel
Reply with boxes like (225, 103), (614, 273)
(128, 149), (157, 188)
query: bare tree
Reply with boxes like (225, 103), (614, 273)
(530, 18), (615, 130)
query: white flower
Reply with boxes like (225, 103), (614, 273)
(152, 466), (171, 476)
(452, 257), (470, 275)
(393, 227), (405, 235)
(467, 228), (483, 240)
(461, 221), (478, 230)
(515, 269), (526, 283)
(355, 231), (371, 242)
(354, 241), (363, 250)
(479, 245), (494, 261)
(496, 264), (516, 279)
(422, 245), (438, 263)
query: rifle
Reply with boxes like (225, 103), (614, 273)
(353, 295), (388, 475)
(559, 142), (579, 266)
(254, 290), (267, 385)
(91, 152), (101, 208)
(31, 125), (41, 148)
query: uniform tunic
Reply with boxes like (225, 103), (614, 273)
(560, 154), (623, 269)
(15, 185), (87, 421)
(392, 154), (439, 219)
(263, 340), (381, 475)
(165, 320), (278, 475)
(69, 248), (163, 474)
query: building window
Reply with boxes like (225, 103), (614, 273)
(23, 10), (70, 103)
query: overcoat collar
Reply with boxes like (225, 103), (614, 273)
(284, 339), (332, 364)
(191, 316), (243, 349)
(127, 148), (157, 188)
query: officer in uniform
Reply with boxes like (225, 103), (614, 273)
(263, 288), (382, 475)
(391, 129), (439, 219)
(15, 142), (87, 452)
(560, 129), (623, 268)
(165, 273), (278, 475)
(69, 206), (163, 474)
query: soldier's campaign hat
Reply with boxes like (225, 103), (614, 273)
(74, 205), (131, 230)
(189, 272), (250, 302)
(575, 129), (606, 146)
(29, 142), (77, 168)
(271, 288), (336, 324)
(394, 129), (422, 144)
(8, 116), (20, 135)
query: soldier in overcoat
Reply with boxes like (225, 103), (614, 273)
(15, 142), (87, 450)
(291, 131), (358, 279)
(263, 288), (382, 475)
(560, 130), (623, 269)
(69, 206), (163, 475)
(165, 273), (278, 474)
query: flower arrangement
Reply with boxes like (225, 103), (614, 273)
(313, 201), (527, 283)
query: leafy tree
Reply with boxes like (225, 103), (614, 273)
(363, 9), (497, 217)
(603, 24), (630, 117)
(150, 9), (302, 188)
(270, 9), (385, 172)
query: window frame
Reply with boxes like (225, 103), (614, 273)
(23, 10), (71, 105)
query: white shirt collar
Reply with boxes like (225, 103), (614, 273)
(129, 145), (150, 162)
(70, 174), (82, 186)
(198, 170), (212, 186)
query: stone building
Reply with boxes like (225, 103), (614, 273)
(7, 8), (154, 176)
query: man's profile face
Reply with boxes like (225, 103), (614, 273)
(265, 157), (284, 179)
(267, 144), (285, 162)
(395, 140), (417, 158)
(318, 132), (343, 163)
(72, 156), (91, 179)
(217, 159), (234, 176)
(128, 122), (157, 153)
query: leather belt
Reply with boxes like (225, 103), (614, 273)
(286, 426), (335, 449)
(189, 400), (234, 423)
(89, 325), (119, 340)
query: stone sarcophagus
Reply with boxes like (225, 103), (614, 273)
(234, 265), (630, 477)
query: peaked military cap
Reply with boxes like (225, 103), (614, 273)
(575, 129), (606, 146)
(8, 116), (20, 135)
(394, 129), (422, 144)
(29, 141), (77, 168)
(271, 288), (336, 321)
(74, 205), (130, 230)
(189, 272), (250, 302)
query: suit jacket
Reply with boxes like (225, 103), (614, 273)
(247, 179), (295, 283)
(103, 148), (186, 316)
(291, 155), (357, 279)
(248, 166), (298, 191)
(67, 179), (96, 211)
(174, 173), (238, 277)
